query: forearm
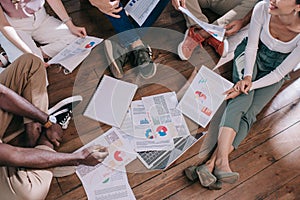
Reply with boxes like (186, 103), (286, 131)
(0, 84), (48, 124)
(0, 143), (81, 168)
(0, 7), (32, 53)
(240, 9), (253, 28)
(46, 0), (72, 26)
(1, 26), (33, 53)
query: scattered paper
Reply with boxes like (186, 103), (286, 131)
(142, 92), (190, 138)
(75, 128), (137, 199)
(131, 100), (174, 151)
(179, 7), (225, 41)
(177, 66), (233, 128)
(77, 165), (136, 200)
(125, 0), (160, 26)
(84, 75), (138, 128)
(47, 36), (103, 74)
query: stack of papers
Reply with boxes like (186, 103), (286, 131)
(126, 92), (190, 152)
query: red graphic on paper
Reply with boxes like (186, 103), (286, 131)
(201, 107), (212, 116)
(195, 91), (207, 100)
(114, 151), (123, 161)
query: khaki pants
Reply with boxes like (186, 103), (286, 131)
(0, 54), (53, 200)
(185, 0), (258, 27)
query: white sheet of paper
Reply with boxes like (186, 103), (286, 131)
(131, 100), (174, 151)
(75, 128), (137, 176)
(177, 66), (234, 128)
(77, 165), (136, 200)
(125, 0), (160, 26)
(47, 36), (103, 74)
(84, 75), (137, 128)
(120, 109), (134, 135)
(179, 7), (225, 41)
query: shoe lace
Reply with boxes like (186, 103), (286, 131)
(189, 27), (205, 47)
(59, 110), (72, 130)
(131, 46), (153, 67)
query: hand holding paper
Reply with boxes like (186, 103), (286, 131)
(178, 7), (225, 41)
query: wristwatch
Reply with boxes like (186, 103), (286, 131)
(43, 115), (57, 128)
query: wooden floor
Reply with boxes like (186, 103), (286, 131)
(45, 1), (300, 199)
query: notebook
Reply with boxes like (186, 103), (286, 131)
(84, 75), (138, 128)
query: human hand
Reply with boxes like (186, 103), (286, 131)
(45, 124), (63, 147)
(172, 0), (186, 10)
(224, 19), (243, 36)
(224, 87), (241, 100)
(78, 145), (109, 166)
(89, 0), (122, 18)
(66, 23), (87, 37)
(235, 76), (252, 94)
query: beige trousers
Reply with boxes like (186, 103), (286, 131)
(0, 54), (53, 200)
(185, 0), (258, 27)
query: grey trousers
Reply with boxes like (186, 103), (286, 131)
(220, 38), (289, 148)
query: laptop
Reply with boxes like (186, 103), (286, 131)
(137, 132), (205, 170)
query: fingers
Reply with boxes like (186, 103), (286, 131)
(172, 0), (185, 9)
(89, 145), (109, 162)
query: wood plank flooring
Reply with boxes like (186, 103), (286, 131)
(44, 1), (300, 199)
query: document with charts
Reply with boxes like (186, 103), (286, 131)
(179, 7), (225, 41)
(125, 0), (160, 26)
(131, 100), (175, 151)
(177, 66), (233, 128)
(47, 36), (103, 74)
(84, 75), (137, 128)
(75, 128), (137, 199)
(142, 92), (190, 138)
(77, 165), (136, 200)
(75, 128), (136, 173)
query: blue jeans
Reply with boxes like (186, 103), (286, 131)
(105, 3), (140, 48)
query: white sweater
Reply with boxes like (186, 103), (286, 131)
(244, 1), (300, 90)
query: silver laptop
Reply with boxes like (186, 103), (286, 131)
(137, 132), (205, 169)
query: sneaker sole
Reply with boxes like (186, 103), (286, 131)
(0, 51), (8, 67)
(104, 40), (124, 79)
(221, 38), (229, 58)
(177, 29), (190, 61)
(48, 95), (83, 115)
(139, 62), (157, 79)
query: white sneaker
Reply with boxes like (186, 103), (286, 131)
(48, 95), (82, 129)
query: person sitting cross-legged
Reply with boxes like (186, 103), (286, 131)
(172, 0), (258, 60)
(0, 54), (108, 200)
(89, 0), (157, 79)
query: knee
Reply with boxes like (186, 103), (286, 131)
(18, 53), (45, 75)
(13, 169), (52, 200)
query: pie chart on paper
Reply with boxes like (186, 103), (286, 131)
(114, 151), (124, 162)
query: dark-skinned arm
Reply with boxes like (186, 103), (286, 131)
(0, 83), (48, 125)
(0, 143), (108, 168)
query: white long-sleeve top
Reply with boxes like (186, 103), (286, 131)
(243, 1), (300, 90)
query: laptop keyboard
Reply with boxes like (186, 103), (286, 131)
(137, 137), (183, 166)
(138, 150), (166, 165)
